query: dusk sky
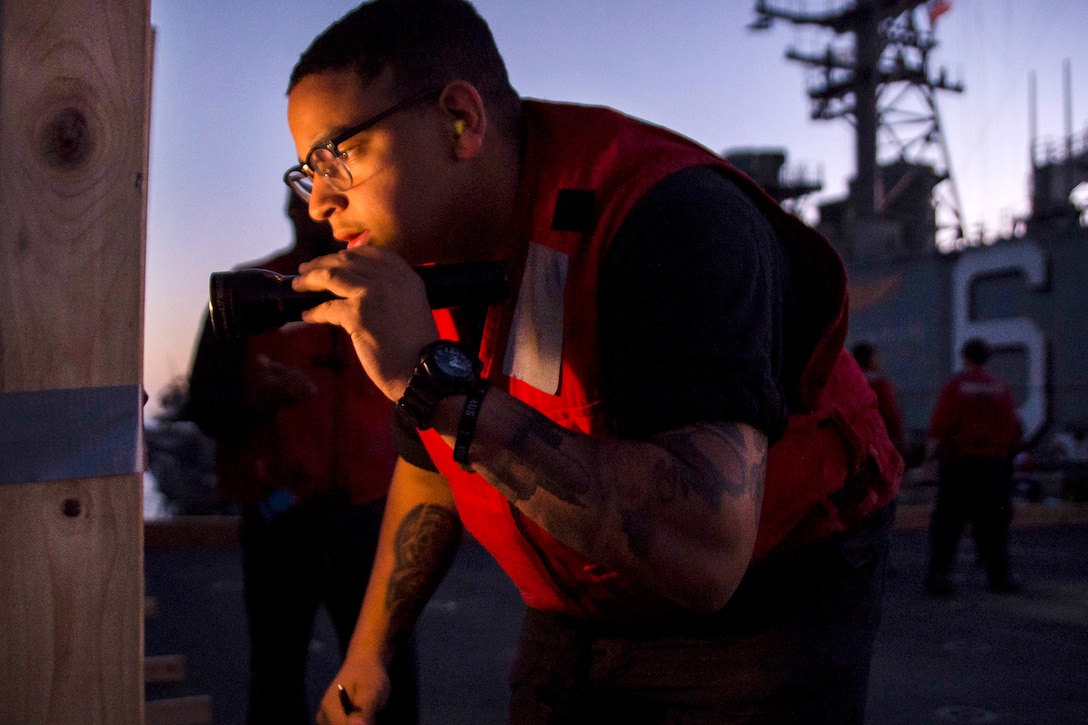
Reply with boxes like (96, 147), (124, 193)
(143, 0), (1088, 416)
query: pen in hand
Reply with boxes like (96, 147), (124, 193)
(337, 684), (358, 716)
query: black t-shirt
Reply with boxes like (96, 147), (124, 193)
(395, 165), (789, 470)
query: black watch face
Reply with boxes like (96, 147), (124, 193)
(434, 344), (476, 380)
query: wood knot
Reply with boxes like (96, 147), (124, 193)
(41, 107), (91, 169)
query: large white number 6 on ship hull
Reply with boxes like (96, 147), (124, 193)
(952, 241), (1048, 441)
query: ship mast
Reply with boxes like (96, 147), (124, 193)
(752, 0), (966, 252)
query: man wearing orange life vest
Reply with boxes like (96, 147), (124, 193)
(925, 338), (1022, 596)
(284, 1), (901, 723)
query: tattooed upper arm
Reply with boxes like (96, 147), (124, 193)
(649, 421), (767, 514)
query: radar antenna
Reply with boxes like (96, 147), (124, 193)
(752, 0), (966, 250)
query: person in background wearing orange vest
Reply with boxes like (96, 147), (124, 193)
(852, 341), (906, 455)
(282, 2), (901, 723)
(925, 338), (1022, 597)
(186, 192), (418, 724)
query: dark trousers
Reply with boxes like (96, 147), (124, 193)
(508, 504), (893, 725)
(240, 493), (419, 724)
(927, 457), (1013, 585)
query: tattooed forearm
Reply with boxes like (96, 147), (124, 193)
(473, 391), (766, 605)
(385, 504), (460, 641)
(619, 423), (767, 558)
(650, 423), (766, 505)
(492, 414), (594, 505)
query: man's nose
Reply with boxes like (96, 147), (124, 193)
(307, 177), (345, 221)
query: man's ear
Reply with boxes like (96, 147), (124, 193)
(440, 81), (487, 159)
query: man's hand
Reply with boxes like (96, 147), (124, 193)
(294, 244), (438, 403)
(314, 659), (391, 725)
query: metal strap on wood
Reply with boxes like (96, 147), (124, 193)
(0, 385), (143, 485)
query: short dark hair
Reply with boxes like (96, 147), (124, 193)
(289, 0), (521, 134)
(852, 342), (876, 369)
(962, 338), (991, 365)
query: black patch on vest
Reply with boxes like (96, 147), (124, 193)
(551, 189), (596, 233)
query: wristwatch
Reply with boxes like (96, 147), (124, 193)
(397, 340), (483, 429)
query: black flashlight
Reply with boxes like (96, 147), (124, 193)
(209, 261), (508, 337)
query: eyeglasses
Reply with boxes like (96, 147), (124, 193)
(283, 89), (442, 201)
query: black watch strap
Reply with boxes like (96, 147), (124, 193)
(396, 381), (442, 430)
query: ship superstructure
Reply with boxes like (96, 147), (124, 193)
(750, 1), (1088, 480)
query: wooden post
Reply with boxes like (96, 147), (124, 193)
(0, 0), (151, 723)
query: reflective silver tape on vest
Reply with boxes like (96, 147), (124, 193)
(0, 385), (144, 485)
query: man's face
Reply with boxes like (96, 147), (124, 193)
(287, 68), (456, 264)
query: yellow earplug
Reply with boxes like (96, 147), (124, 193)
(454, 119), (466, 137)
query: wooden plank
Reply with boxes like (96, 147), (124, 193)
(893, 501), (1088, 531)
(145, 654), (186, 684)
(0, 477), (145, 722)
(145, 696), (213, 725)
(0, 0), (152, 723)
(1011, 501), (1088, 528)
(144, 515), (242, 550)
(0, 0), (149, 391)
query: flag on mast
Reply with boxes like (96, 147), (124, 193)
(928, 0), (952, 24)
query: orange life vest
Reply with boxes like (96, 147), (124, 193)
(420, 101), (902, 618)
